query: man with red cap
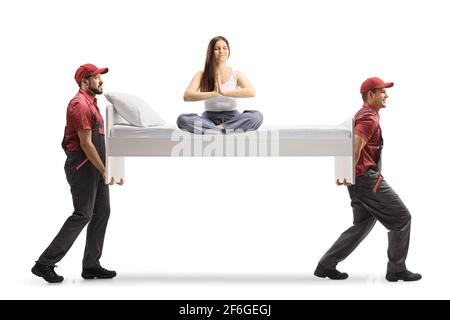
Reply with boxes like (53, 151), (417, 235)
(32, 64), (123, 283)
(314, 77), (421, 282)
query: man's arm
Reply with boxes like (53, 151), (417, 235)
(78, 129), (114, 185)
(336, 134), (367, 186)
(354, 134), (367, 164)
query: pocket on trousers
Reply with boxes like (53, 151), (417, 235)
(76, 158), (89, 171)
(372, 175), (383, 193)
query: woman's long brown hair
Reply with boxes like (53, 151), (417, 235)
(199, 36), (230, 92)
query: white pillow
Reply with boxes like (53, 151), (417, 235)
(104, 92), (166, 127)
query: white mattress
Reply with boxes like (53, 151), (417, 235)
(110, 124), (351, 139)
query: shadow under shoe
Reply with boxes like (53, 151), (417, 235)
(386, 270), (422, 282)
(31, 262), (64, 283)
(82, 266), (117, 279)
(314, 263), (349, 280)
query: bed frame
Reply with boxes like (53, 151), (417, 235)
(105, 105), (355, 184)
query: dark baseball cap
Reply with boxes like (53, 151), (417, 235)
(74, 64), (108, 85)
(360, 77), (394, 94)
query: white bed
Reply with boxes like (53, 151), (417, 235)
(105, 104), (355, 184)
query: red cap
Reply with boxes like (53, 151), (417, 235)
(74, 64), (108, 85)
(360, 77), (394, 94)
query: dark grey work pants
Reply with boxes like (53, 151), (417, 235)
(38, 160), (110, 269)
(177, 110), (263, 134)
(319, 169), (412, 273)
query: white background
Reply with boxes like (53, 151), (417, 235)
(1, 0), (449, 300)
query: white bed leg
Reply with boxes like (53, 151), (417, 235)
(106, 156), (125, 183)
(335, 117), (355, 185)
(335, 156), (354, 185)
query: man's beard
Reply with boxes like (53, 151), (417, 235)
(89, 85), (103, 95)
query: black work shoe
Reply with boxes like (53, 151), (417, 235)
(31, 262), (64, 283)
(386, 270), (422, 282)
(314, 263), (349, 280)
(82, 266), (117, 279)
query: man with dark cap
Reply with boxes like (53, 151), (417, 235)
(32, 64), (123, 283)
(314, 77), (421, 282)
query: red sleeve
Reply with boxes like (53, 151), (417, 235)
(354, 112), (377, 141)
(68, 99), (93, 132)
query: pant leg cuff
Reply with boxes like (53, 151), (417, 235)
(387, 262), (407, 273)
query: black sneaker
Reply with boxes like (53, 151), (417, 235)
(386, 270), (422, 282)
(31, 262), (64, 283)
(82, 266), (117, 279)
(314, 263), (349, 280)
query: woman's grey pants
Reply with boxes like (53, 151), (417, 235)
(177, 110), (263, 134)
(318, 169), (412, 273)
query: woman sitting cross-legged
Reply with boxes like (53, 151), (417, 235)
(177, 36), (263, 134)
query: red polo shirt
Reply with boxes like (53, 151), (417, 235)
(354, 103), (382, 176)
(64, 90), (104, 152)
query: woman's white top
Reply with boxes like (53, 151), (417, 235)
(204, 69), (238, 112)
